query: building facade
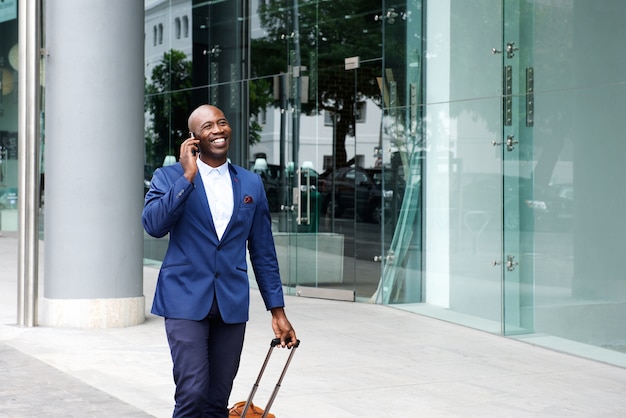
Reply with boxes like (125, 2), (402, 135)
(3, 1), (626, 365)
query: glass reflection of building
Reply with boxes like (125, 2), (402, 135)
(5, 0), (626, 367)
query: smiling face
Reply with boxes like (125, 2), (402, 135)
(188, 105), (232, 167)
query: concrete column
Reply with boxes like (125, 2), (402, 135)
(42, 0), (145, 327)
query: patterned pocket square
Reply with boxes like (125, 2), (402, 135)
(244, 195), (254, 204)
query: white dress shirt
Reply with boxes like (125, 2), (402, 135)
(197, 159), (233, 240)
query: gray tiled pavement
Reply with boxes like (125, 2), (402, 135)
(0, 343), (151, 417)
(2, 230), (626, 417)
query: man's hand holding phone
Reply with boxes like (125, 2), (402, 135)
(180, 133), (200, 182)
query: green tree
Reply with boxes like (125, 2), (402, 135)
(252, 1), (409, 169)
(145, 49), (274, 163)
(145, 50), (192, 168)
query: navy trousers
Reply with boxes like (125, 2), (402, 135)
(165, 301), (246, 418)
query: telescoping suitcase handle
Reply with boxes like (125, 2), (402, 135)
(240, 338), (301, 418)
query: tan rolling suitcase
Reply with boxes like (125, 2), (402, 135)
(229, 338), (300, 418)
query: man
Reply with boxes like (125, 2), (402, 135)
(142, 104), (297, 417)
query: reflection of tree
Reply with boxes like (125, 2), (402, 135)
(145, 50), (192, 167)
(253, 1), (397, 168)
(249, 78), (274, 146)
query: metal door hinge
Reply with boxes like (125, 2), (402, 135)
(526, 67), (534, 127)
(503, 66), (512, 126)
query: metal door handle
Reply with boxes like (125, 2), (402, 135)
(296, 169), (303, 225)
(296, 168), (312, 226)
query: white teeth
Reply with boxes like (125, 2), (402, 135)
(212, 138), (225, 144)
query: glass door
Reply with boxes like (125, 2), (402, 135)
(249, 1), (388, 301)
(302, 3), (387, 301)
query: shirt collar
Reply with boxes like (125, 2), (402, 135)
(197, 158), (229, 177)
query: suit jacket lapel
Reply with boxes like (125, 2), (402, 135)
(221, 164), (240, 241)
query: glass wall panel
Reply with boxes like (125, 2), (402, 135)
(375, 0), (423, 305)
(0, 5), (19, 232)
(144, 0), (195, 259)
(413, 0), (504, 331)
(144, 0), (252, 259)
(529, 1), (626, 355)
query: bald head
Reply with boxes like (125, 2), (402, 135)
(188, 104), (224, 132)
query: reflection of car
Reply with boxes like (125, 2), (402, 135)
(297, 167), (319, 190)
(525, 183), (573, 230)
(250, 161), (320, 212)
(318, 166), (397, 224)
(459, 174), (573, 231)
(0, 187), (18, 209)
(250, 161), (282, 212)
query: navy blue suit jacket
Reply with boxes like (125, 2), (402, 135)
(142, 162), (285, 323)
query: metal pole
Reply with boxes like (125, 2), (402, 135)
(291, 0), (301, 169)
(17, 0), (41, 327)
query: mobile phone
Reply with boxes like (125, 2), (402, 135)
(189, 132), (199, 156)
